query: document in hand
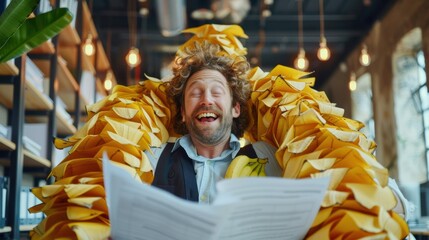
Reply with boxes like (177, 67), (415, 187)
(103, 154), (329, 240)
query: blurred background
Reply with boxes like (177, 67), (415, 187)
(91, 0), (393, 89)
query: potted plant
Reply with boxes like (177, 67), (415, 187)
(0, 0), (72, 63)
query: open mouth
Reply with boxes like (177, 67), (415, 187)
(196, 112), (218, 122)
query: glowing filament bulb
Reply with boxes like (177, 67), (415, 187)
(294, 48), (309, 71)
(126, 47), (141, 68)
(83, 34), (95, 56)
(104, 72), (113, 91)
(349, 72), (357, 91)
(359, 45), (371, 66)
(317, 37), (331, 61)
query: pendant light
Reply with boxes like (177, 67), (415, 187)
(104, 71), (113, 91)
(125, 47), (141, 68)
(359, 44), (371, 66)
(349, 72), (357, 91)
(126, 0), (141, 68)
(294, 0), (309, 71)
(317, 0), (330, 61)
(83, 34), (95, 56)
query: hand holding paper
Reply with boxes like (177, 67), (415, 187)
(103, 154), (329, 240)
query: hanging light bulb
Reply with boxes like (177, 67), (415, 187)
(294, 0), (309, 71)
(317, 0), (330, 61)
(359, 44), (371, 66)
(125, 47), (141, 68)
(83, 34), (95, 56)
(317, 37), (331, 61)
(104, 72), (113, 91)
(349, 72), (357, 91)
(294, 48), (309, 71)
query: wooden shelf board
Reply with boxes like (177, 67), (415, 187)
(25, 110), (76, 136)
(59, 91), (88, 112)
(82, 1), (98, 39)
(23, 150), (51, 168)
(59, 47), (95, 74)
(0, 226), (11, 233)
(20, 224), (37, 232)
(25, 82), (54, 110)
(30, 41), (55, 55)
(95, 41), (110, 72)
(31, 58), (49, 76)
(0, 62), (19, 76)
(0, 81), (53, 110)
(106, 69), (118, 87)
(95, 77), (107, 97)
(56, 111), (77, 135)
(57, 57), (79, 91)
(33, 56), (80, 94)
(0, 136), (15, 151)
(0, 149), (50, 168)
(59, 24), (80, 47)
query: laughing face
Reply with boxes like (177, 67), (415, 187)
(182, 69), (240, 146)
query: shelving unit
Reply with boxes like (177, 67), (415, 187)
(0, 0), (117, 238)
(0, 74), (54, 110)
(0, 62), (19, 76)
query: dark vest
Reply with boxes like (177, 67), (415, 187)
(152, 142), (257, 202)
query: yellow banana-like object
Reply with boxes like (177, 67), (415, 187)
(257, 159), (267, 176)
(225, 155), (268, 178)
(249, 164), (261, 177)
(239, 160), (259, 177)
(250, 158), (268, 177)
(225, 155), (252, 178)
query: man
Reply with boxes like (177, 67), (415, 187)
(148, 41), (282, 204)
(148, 40), (409, 229)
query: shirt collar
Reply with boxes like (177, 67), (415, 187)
(172, 134), (241, 162)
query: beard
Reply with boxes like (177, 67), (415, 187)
(185, 106), (234, 145)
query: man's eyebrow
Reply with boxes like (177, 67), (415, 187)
(187, 78), (227, 87)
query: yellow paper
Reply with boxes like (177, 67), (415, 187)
(346, 183), (397, 210)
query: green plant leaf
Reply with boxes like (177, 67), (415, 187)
(0, 8), (73, 63)
(0, 0), (40, 49)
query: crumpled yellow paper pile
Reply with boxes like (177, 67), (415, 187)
(29, 24), (409, 239)
(29, 80), (171, 239)
(246, 65), (409, 239)
(178, 24), (248, 57)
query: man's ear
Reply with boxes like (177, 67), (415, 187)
(232, 102), (240, 118)
(181, 106), (185, 122)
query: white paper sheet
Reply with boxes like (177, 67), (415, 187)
(103, 154), (329, 240)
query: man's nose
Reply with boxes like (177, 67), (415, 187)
(201, 92), (214, 105)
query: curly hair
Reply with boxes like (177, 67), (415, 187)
(165, 41), (251, 138)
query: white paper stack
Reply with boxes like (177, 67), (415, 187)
(80, 70), (96, 105)
(56, 96), (73, 125)
(23, 136), (42, 156)
(23, 123), (48, 158)
(26, 58), (45, 93)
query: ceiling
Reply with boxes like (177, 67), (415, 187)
(90, 0), (396, 88)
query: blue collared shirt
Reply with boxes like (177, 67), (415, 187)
(148, 134), (282, 204)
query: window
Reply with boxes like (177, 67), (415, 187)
(415, 51), (429, 178)
(351, 73), (375, 141)
(393, 28), (428, 183)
